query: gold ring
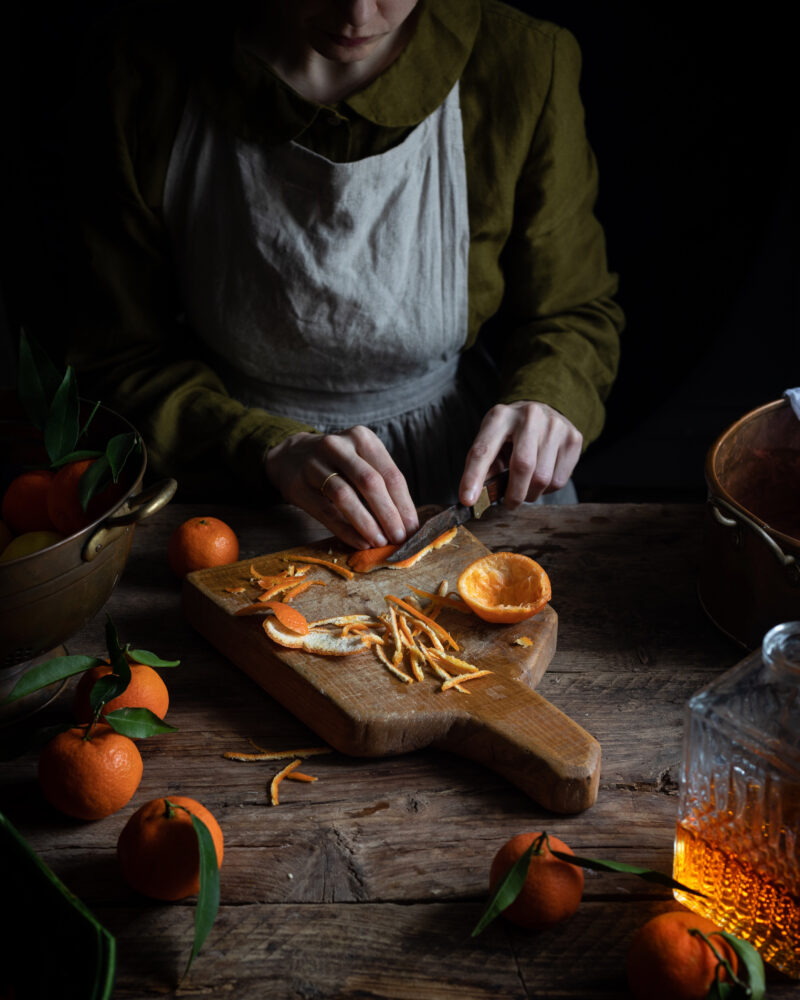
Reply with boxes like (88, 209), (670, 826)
(320, 472), (340, 498)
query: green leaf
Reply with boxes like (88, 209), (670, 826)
(104, 707), (177, 738)
(105, 432), (137, 482)
(17, 330), (62, 429)
(78, 454), (112, 512)
(44, 366), (81, 464)
(127, 649), (180, 668)
(719, 932), (766, 1000)
(549, 848), (706, 896)
(2, 655), (103, 704)
(50, 449), (104, 468)
(184, 813), (221, 979)
(471, 841), (537, 937)
(89, 674), (126, 715)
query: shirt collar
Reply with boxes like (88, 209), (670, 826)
(225, 0), (481, 140)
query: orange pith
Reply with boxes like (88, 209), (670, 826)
(489, 832), (583, 930)
(167, 516), (239, 578)
(627, 911), (739, 1000)
(37, 724), (143, 820)
(73, 662), (170, 724)
(458, 552), (551, 623)
(117, 795), (224, 901)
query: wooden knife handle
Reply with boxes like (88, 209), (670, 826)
(482, 470), (510, 507)
(432, 675), (601, 814)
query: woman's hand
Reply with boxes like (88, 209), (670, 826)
(265, 427), (419, 549)
(459, 401), (582, 508)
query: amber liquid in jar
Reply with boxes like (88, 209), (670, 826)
(674, 623), (800, 978)
(674, 821), (800, 976)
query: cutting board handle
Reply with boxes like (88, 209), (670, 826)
(433, 676), (601, 814)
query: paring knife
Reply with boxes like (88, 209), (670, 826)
(384, 470), (510, 564)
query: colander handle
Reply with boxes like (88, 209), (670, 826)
(82, 478), (177, 561)
(709, 496), (799, 582)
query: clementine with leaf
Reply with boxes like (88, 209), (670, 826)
(37, 724), (143, 820)
(458, 552), (551, 623)
(1, 469), (56, 534)
(489, 831), (583, 930)
(73, 661), (170, 724)
(167, 516), (239, 578)
(627, 911), (739, 1000)
(47, 458), (122, 536)
(117, 795), (224, 900)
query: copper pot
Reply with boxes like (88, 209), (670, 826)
(0, 393), (176, 720)
(698, 398), (800, 649)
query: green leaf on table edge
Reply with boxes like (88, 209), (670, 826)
(549, 848), (706, 896)
(183, 812), (221, 980)
(471, 841), (536, 937)
(127, 648), (180, 668)
(2, 654), (103, 704)
(106, 432), (138, 482)
(104, 707), (177, 738)
(78, 454), (112, 512)
(50, 449), (104, 468)
(44, 366), (80, 465)
(17, 329), (62, 430)
(719, 931), (766, 999)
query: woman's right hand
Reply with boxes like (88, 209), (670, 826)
(265, 428), (419, 550)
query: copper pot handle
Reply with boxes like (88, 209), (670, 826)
(82, 478), (178, 562)
(709, 496), (799, 583)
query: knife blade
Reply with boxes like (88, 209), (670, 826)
(384, 470), (510, 564)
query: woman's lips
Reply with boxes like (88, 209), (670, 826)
(327, 33), (375, 48)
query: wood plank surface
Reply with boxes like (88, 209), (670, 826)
(1, 502), (796, 999)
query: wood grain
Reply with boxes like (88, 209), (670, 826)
(182, 527), (600, 813)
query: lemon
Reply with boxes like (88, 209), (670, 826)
(0, 530), (64, 562)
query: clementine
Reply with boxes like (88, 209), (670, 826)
(1, 469), (56, 535)
(47, 459), (123, 536)
(627, 910), (739, 1000)
(37, 724), (143, 820)
(117, 795), (224, 900)
(458, 551), (551, 623)
(73, 661), (170, 724)
(167, 516), (239, 578)
(489, 831), (583, 930)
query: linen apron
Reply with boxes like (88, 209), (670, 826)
(163, 82), (576, 505)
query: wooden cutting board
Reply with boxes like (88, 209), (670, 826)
(182, 526), (601, 813)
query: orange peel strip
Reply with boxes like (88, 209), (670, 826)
(258, 581), (298, 601)
(428, 649), (482, 674)
(440, 669), (493, 692)
(247, 743), (332, 759)
(374, 642), (413, 684)
(260, 600), (310, 635)
(308, 614), (375, 628)
(408, 586), (473, 614)
(270, 758), (302, 805)
(283, 579), (326, 602)
(286, 555), (354, 580)
(513, 636), (533, 647)
(286, 771), (317, 782)
(385, 595), (458, 650)
(421, 648), (470, 694)
(223, 586), (246, 594)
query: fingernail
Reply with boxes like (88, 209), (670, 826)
(391, 529), (406, 544)
(463, 490), (477, 506)
(374, 532), (388, 547)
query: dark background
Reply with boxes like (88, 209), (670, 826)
(3, 2), (795, 501)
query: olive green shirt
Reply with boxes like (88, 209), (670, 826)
(64, 0), (623, 498)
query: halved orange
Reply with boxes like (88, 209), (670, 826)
(457, 552), (551, 624)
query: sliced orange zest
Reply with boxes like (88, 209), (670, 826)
(385, 595), (458, 650)
(420, 647), (470, 694)
(237, 744), (331, 761)
(270, 758), (302, 805)
(223, 586), (246, 594)
(513, 636), (533, 647)
(374, 642), (413, 684)
(347, 525), (458, 573)
(260, 600), (309, 635)
(287, 555), (354, 580)
(257, 580), (297, 601)
(457, 552), (551, 624)
(308, 614), (375, 628)
(286, 771), (317, 782)
(283, 579), (326, 602)
(408, 585), (472, 614)
(440, 669), (492, 692)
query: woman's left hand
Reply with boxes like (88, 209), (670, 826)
(458, 401), (582, 507)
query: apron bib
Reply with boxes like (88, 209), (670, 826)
(163, 82), (487, 503)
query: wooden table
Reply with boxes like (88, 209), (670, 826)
(1, 502), (796, 998)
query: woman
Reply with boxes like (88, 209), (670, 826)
(64, 0), (623, 549)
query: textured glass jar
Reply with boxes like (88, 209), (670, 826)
(673, 621), (800, 977)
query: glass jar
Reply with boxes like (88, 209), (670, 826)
(673, 621), (800, 977)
